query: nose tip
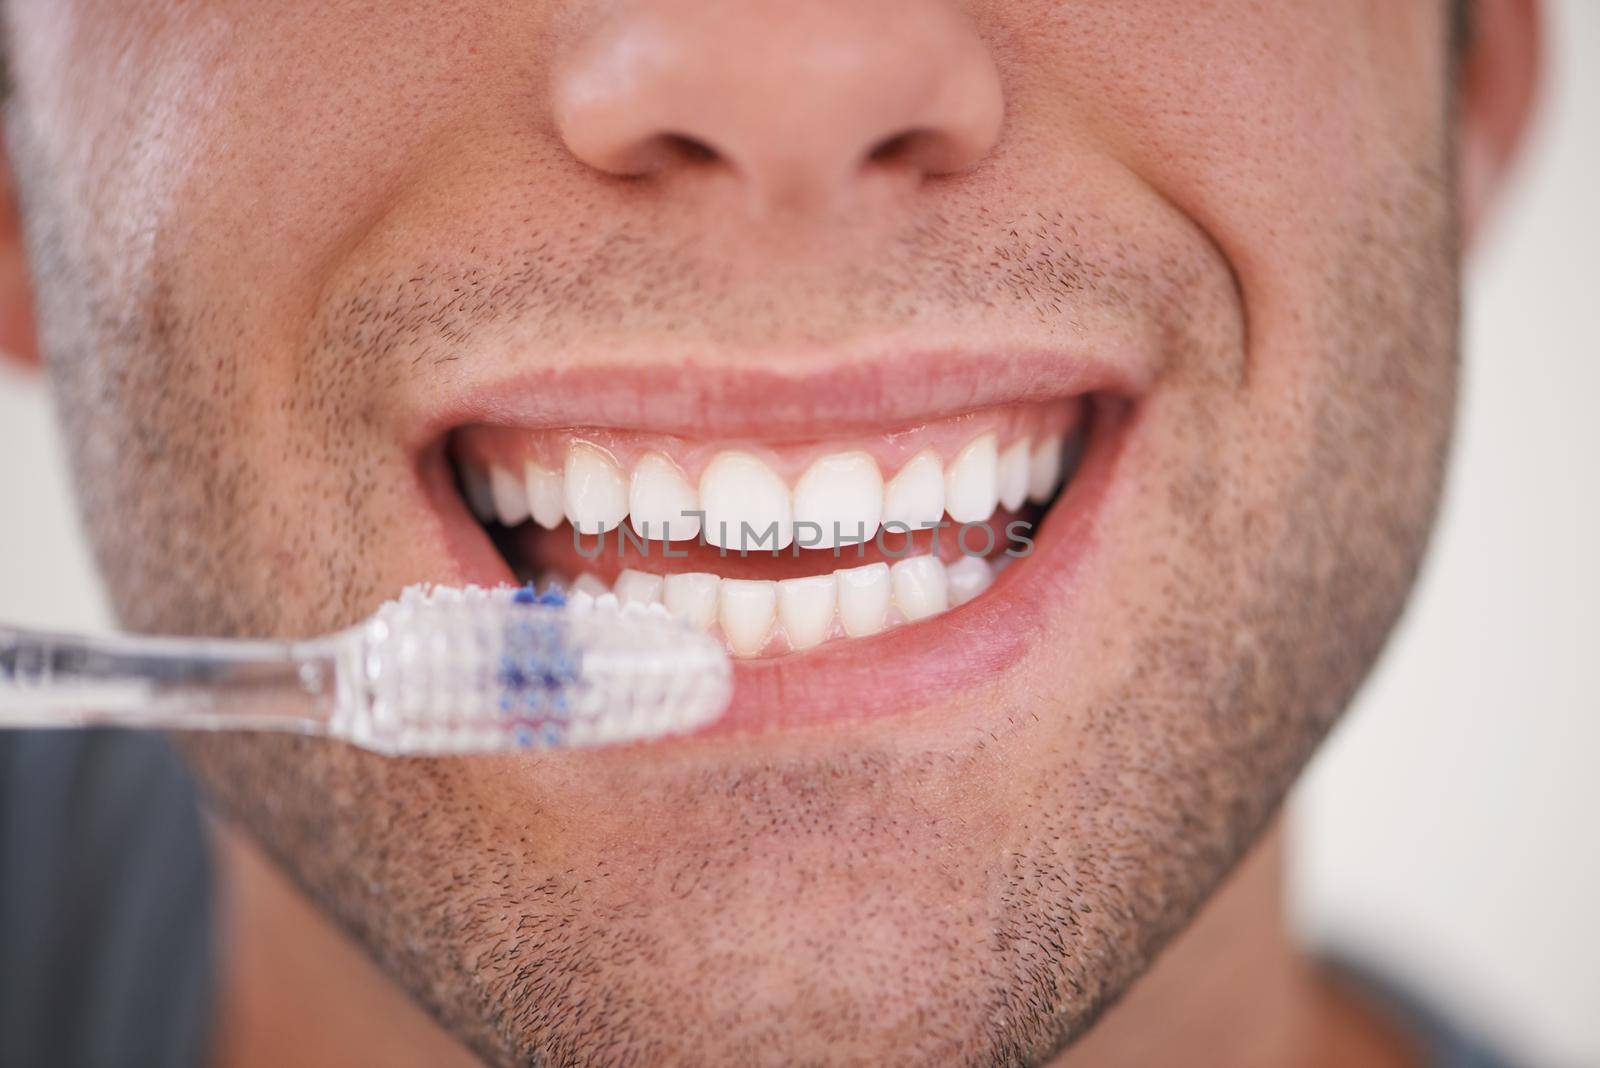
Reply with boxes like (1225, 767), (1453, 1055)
(552, 0), (1003, 213)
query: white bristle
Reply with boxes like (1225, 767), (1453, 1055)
(328, 584), (732, 754)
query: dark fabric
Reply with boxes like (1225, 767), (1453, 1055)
(0, 731), (213, 1068)
(0, 729), (1532, 1068)
(1322, 955), (1525, 1068)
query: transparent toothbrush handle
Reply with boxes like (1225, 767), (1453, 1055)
(0, 624), (337, 735)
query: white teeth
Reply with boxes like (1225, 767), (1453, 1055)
(719, 579), (777, 657)
(570, 572), (609, 597)
(998, 438), (1031, 513)
(629, 452), (701, 542)
(524, 463), (566, 531)
(563, 443), (629, 534)
(662, 572), (720, 630)
(944, 433), (999, 523)
(699, 451), (794, 552)
(835, 562), (891, 637)
(490, 465), (530, 526)
(945, 556), (994, 606)
(791, 451), (883, 548)
(890, 555), (949, 621)
(882, 450), (945, 532)
(1027, 434), (1065, 504)
(463, 466), (497, 522)
(613, 568), (665, 606)
(778, 573), (838, 651)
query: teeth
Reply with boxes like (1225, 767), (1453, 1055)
(882, 450), (945, 531)
(490, 465), (530, 526)
(792, 451), (883, 548)
(462, 466), (496, 522)
(614, 568), (665, 606)
(778, 574), (838, 651)
(997, 438), (1031, 513)
(470, 421), (1069, 656)
(524, 463), (566, 531)
(944, 433), (999, 524)
(564, 443), (629, 534)
(662, 572), (720, 630)
(719, 579), (777, 657)
(700, 451), (794, 552)
(890, 555), (949, 621)
(1027, 435), (1065, 504)
(629, 453), (701, 542)
(570, 572), (610, 597)
(945, 556), (994, 606)
(835, 562), (891, 637)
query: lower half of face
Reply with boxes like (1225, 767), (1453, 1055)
(10, 0), (1458, 1062)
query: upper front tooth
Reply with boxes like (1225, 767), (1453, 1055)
(778, 573), (838, 651)
(890, 555), (949, 621)
(1027, 434), (1065, 503)
(629, 453), (701, 542)
(882, 450), (945, 531)
(944, 433), (999, 523)
(524, 463), (566, 530)
(792, 451), (883, 548)
(700, 451), (794, 551)
(490, 465), (530, 526)
(564, 443), (629, 534)
(719, 579), (777, 657)
(998, 438), (1031, 512)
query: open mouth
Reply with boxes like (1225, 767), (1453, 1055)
(441, 392), (1119, 663)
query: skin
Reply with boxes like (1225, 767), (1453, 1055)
(0, 1), (1539, 1065)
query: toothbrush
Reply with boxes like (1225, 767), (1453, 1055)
(0, 584), (732, 755)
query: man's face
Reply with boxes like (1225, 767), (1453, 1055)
(5, 0), (1459, 1062)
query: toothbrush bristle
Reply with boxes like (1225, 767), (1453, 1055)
(332, 583), (731, 755)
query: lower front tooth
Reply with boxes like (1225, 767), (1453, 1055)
(570, 572), (610, 597)
(778, 573), (838, 651)
(836, 562), (890, 637)
(945, 556), (994, 606)
(614, 569), (664, 606)
(890, 555), (949, 621)
(662, 572), (720, 631)
(719, 579), (777, 657)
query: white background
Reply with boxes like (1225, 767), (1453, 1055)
(2, 5), (1595, 1064)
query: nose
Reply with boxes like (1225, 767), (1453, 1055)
(552, 0), (1004, 213)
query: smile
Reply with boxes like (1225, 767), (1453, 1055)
(450, 397), (1087, 657)
(416, 348), (1142, 731)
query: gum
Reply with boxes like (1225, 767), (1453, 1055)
(453, 397), (1083, 483)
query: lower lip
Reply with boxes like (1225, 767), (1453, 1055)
(421, 401), (1129, 737)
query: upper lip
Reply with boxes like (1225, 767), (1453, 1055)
(401, 335), (1158, 450)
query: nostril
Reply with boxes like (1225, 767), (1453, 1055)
(659, 132), (720, 165)
(867, 130), (921, 165)
(864, 128), (970, 176)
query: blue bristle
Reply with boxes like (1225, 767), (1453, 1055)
(495, 586), (580, 744)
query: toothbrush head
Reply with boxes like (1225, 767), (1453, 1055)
(330, 584), (732, 755)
